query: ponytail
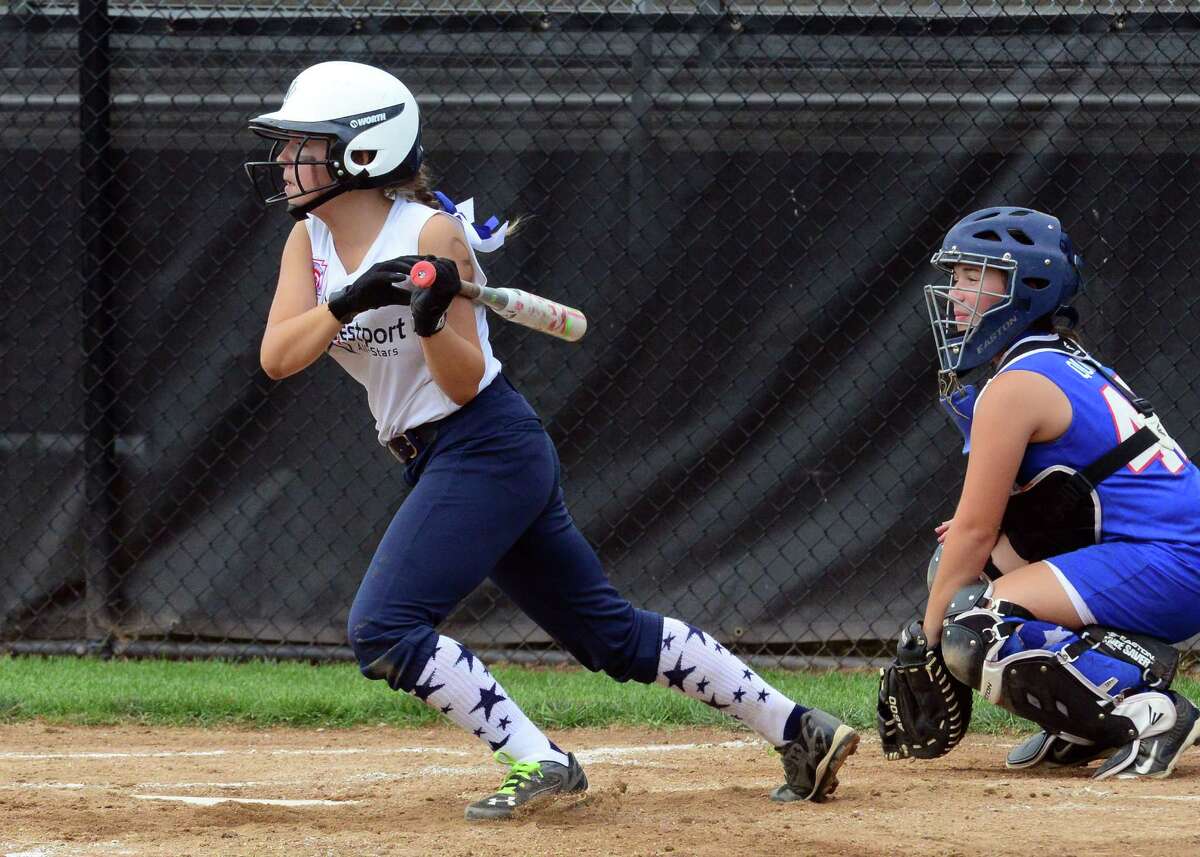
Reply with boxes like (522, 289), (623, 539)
(383, 163), (526, 239)
(383, 163), (442, 209)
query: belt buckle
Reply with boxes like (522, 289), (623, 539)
(390, 432), (420, 464)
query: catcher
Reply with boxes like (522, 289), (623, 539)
(878, 207), (1200, 777)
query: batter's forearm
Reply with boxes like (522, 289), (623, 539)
(261, 304), (344, 379)
(419, 325), (485, 405)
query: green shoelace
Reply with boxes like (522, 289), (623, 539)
(492, 750), (544, 795)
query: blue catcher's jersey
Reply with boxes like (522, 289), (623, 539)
(983, 334), (1200, 548)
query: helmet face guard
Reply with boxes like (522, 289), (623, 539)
(243, 134), (344, 210)
(924, 249), (1018, 376)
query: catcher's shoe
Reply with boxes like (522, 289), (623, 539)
(770, 708), (859, 803)
(464, 750), (588, 820)
(1006, 730), (1112, 770)
(1094, 692), (1200, 781)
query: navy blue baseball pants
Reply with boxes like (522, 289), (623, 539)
(347, 375), (663, 690)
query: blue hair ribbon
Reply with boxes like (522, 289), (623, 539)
(432, 191), (507, 252)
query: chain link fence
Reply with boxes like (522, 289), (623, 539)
(3, 2), (1198, 666)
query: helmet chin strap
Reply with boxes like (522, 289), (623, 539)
(287, 185), (346, 221)
(1053, 305), (1080, 329)
(284, 160), (374, 218)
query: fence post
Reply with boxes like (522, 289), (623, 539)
(79, 0), (118, 642)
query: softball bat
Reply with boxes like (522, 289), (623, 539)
(410, 260), (587, 343)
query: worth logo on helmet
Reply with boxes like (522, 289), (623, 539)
(348, 111), (388, 129)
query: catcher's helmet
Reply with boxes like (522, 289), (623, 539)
(244, 61), (423, 219)
(924, 207), (1083, 377)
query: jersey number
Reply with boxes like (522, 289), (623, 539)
(1100, 384), (1187, 474)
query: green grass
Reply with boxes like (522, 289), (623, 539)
(1, 656), (1197, 734)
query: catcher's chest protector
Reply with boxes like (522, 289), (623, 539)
(980, 335), (1190, 561)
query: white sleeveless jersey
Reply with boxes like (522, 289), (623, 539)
(306, 199), (503, 444)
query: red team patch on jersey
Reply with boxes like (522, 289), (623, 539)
(312, 258), (329, 298)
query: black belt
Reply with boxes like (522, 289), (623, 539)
(386, 422), (440, 464)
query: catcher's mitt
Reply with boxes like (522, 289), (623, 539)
(876, 620), (973, 761)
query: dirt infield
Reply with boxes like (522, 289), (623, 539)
(2, 723), (1198, 857)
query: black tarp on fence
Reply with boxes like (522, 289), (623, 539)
(3, 5), (1198, 661)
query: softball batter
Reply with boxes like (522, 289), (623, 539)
(245, 61), (857, 819)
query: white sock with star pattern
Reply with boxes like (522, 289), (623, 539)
(655, 616), (806, 746)
(410, 635), (569, 766)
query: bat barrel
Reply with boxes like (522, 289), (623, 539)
(556, 312), (587, 342)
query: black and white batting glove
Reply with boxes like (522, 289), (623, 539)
(326, 257), (415, 323)
(407, 256), (462, 337)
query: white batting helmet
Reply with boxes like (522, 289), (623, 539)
(245, 61), (423, 218)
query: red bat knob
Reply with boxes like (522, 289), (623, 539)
(410, 260), (437, 289)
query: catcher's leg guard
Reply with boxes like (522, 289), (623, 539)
(940, 583), (1181, 754)
(939, 583), (1033, 692)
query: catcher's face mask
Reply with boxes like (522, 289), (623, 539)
(924, 256), (1016, 377)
